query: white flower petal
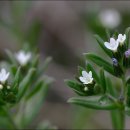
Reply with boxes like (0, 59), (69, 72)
(79, 71), (93, 84)
(110, 38), (116, 44)
(79, 77), (86, 83)
(82, 71), (89, 78)
(15, 50), (32, 66)
(117, 34), (126, 44)
(104, 42), (113, 50)
(0, 68), (10, 84)
(104, 37), (119, 51)
(89, 71), (92, 77)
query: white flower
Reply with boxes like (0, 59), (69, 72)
(0, 68), (10, 84)
(79, 71), (93, 84)
(117, 34), (126, 45)
(104, 38), (119, 52)
(15, 51), (31, 66)
(99, 9), (121, 29)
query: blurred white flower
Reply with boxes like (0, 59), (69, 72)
(99, 9), (121, 29)
(79, 71), (93, 84)
(15, 51), (31, 66)
(104, 38), (119, 52)
(117, 34), (126, 45)
(0, 68), (10, 84)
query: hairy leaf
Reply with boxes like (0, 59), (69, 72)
(84, 53), (114, 75)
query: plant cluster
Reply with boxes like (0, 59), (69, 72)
(0, 48), (56, 129)
(66, 27), (130, 129)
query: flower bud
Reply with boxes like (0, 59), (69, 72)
(7, 86), (11, 89)
(112, 58), (123, 77)
(84, 87), (88, 91)
(123, 49), (130, 68)
(0, 84), (3, 90)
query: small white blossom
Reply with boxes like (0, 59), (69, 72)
(79, 71), (93, 84)
(99, 9), (121, 29)
(0, 84), (3, 90)
(0, 68), (10, 84)
(15, 51), (31, 66)
(104, 38), (119, 52)
(117, 34), (126, 45)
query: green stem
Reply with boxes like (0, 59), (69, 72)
(3, 107), (18, 129)
(120, 76), (126, 129)
(111, 76), (126, 129)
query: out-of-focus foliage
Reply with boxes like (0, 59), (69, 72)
(0, 1), (56, 129)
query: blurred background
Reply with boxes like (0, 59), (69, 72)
(1, 1), (130, 129)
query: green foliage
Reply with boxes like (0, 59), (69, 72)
(66, 27), (130, 129)
(68, 96), (119, 110)
(0, 49), (54, 129)
(0, 3), (55, 129)
(94, 35), (112, 57)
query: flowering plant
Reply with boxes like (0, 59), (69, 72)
(0, 48), (56, 129)
(66, 27), (130, 129)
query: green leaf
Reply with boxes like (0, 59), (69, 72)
(17, 68), (36, 101)
(38, 57), (52, 76)
(78, 66), (84, 75)
(13, 67), (21, 86)
(112, 30), (119, 39)
(84, 53), (114, 75)
(26, 20), (42, 48)
(68, 96), (119, 110)
(10, 65), (17, 76)
(37, 121), (57, 130)
(5, 50), (17, 65)
(99, 68), (106, 93)
(26, 80), (44, 100)
(86, 63), (100, 84)
(31, 54), (39, 68)
(22, 81), (50, 127)
(125, 106), (130, 116)
(65, 80), (87, 96)
(106, 77), (117, 97)
(105, 29), (111, 40)
(125, 27), (130, 49)
(110, 110), (125, 129)
(94, 35), (112, 57)
(0, 99), (5, 106)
